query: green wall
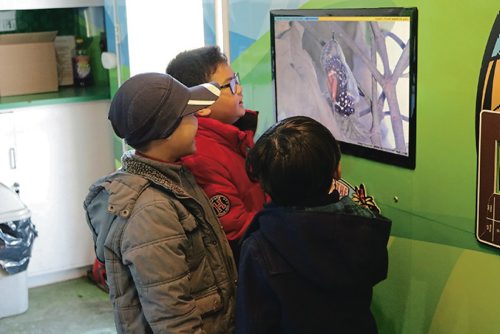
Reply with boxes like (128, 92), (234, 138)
(231, 0), (500, 333)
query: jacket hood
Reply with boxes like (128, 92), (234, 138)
(84, 152), (199, 262)
(248, 207), (391, 290)
(84, 171), (150, 262)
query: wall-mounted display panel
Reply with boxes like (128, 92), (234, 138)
(270, 7), (417, 168)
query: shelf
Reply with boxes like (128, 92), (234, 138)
(0, 85), (110, 110)
(0, 0), (104, 10)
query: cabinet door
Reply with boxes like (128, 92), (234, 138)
(13, 101), (114, 279)
(0, 111), (17, 188)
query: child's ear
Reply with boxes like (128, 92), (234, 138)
(333, 162), (342, 180)
(196, 108), (212, 117)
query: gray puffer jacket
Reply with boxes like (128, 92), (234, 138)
(84, 151), (237, 334)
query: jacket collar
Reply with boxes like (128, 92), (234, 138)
(121, 151), (190, 198)
(197, 111), (256, 155)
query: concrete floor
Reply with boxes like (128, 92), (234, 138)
(0, 276), (116, 334)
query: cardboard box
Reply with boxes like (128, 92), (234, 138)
(0, 31), (59, 97)
(54, 35), (75, 86)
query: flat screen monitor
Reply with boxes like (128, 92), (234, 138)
(270, 7), (418, 169)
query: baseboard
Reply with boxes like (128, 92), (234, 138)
(27, 266), (92, 288)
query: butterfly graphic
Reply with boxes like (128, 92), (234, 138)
(352, 184), (380, 214)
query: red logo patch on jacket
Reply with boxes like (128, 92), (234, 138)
(210, 194), (231, 217)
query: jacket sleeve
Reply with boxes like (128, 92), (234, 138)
(120, 200), (206, 334)
(236, 236), (280, 334)
(191, 158), (261, 241)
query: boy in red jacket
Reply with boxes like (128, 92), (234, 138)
(167, 46), (267, 261)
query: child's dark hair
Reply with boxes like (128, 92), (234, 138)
(246, 116), (341, 207)
(166, 46), (228, 87)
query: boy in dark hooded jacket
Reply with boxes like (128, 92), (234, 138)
(236, 116), (391, 334)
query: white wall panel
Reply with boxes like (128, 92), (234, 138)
(126, 0), (204, 76)
(10, 101), (114, 284)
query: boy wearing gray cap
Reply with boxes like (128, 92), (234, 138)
(84, 73), (237, 334)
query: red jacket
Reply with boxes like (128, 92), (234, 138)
(182, 111), (267, 241)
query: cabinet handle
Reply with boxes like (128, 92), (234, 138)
(9, 147), (16, 169)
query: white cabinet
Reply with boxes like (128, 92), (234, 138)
(0, 0), (115, 287)
(1, 101), (114, 286)
(0, 111), (17, 187)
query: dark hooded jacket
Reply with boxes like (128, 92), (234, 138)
(235, 195), (391, 334)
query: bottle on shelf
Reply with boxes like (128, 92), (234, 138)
(72, 37), (93, 87)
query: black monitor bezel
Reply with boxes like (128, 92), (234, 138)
(270, 7), (418, 169)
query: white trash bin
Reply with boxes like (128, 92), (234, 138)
(0, 183), (35, 318)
